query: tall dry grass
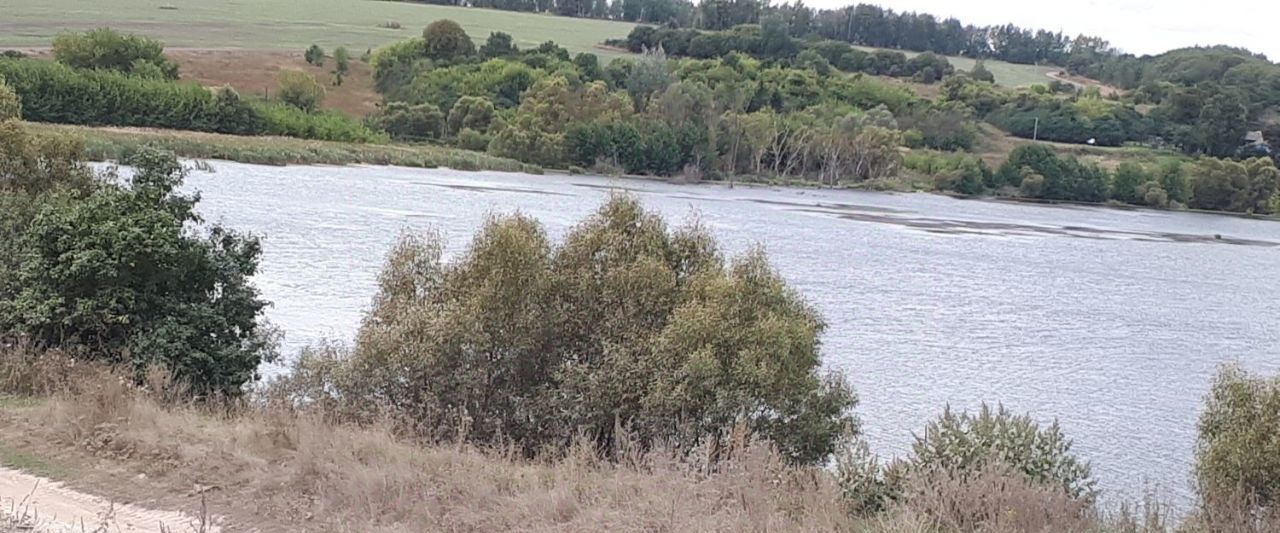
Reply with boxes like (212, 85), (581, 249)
(2, 347), (1278, 532)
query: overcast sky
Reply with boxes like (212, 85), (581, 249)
(803, 0), (1280, 60)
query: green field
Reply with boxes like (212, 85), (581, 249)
(853, 45), (1059, 87)
(0, 0), (637, 57)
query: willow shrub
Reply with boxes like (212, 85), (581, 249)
(284, 196), (858, 464)
(906, 404), (1096, 501)
(1196, 365), (1280, 510)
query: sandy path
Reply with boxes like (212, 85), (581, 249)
(0, 466), (219, 532)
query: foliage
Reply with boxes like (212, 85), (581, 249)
(0, 58), (267, 136)
(995, 144), (1107, 202)
(455, 127), (491, 151)
(907, 404), (1096, 501)
(479, 31), (519, 59)
(971, 60), (995, 83)
(285, 196), (858, 464)
(305, 44), (326, 67)
(0, 141), (273, 396)
(1188, 157), (1280, 213)
(1196, 365), (1280, 510)
(1109, 162), (1149, 204)
(371, 102), (445, 141)
(276, 70), (325, 112)
(0, 77), (19, 121)
(51, 28), (179, 80)
(333, 47), (350, 78)
(253, 101), (386, 143)
(446, 95), (495, 135)
(422, 19), (476, 60)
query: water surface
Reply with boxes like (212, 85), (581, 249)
(179, 162), (1280, 504)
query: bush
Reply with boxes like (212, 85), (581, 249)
(446, 95), (495, 135)
(0, 144), (274, 396)
(52, 28), (179, 80)
(456, 127), (490, 151)
(479, 31), (518, 59)
(907, 404), (1096, 501)
(0, 77), (19, 121)
(283, 196), (858, 464)
(253, 101), (386, 143)
(304, 44), (326, 67)
(277, 70), (325, 112)
(423, 19), (475, 60)
(371, 101), (445, 141)
(1196, 365), (1280, 510)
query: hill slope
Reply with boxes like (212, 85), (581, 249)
(0, 0), (637, 58)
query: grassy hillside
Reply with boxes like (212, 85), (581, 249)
(0, 0), (637, 58)
(852, 45), (1059, 87)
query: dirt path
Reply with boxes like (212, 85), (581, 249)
(0, 466), (218, 532)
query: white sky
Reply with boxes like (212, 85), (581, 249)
(801, 0), (1280, 60)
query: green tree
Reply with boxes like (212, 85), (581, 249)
(1196, 365), (1280, 510)
(1157, 160), (1192, 206)
(333, 47), (350, 80)
(1193, 90), (1248, 157)
(52, 28), (179, 79)
(0, 145), (274, 396)
(422, 19), (476, 60)
(626, 47), (673, 113)
(0, 77), (19, 121)
(479, 32), (518, 59)
(1109, 162), (1149, 204)
(304, 44), (326, 67)
(285, 196), (858, 464)
(971, 60), (995, 83)
(277, 70), (325, 112)
(1189, 157), (1251, 211)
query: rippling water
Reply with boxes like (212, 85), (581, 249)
(173, 161), (1279, 504)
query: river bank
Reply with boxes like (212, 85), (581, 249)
(28, 122), (1278, 222)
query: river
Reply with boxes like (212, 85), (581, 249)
(177, 161), (1280, 505)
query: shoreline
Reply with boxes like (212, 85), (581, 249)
(32, 122), (1278, 222)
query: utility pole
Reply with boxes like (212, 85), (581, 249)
(1033, 117), (1039, 141)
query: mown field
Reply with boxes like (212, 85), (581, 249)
(0, 0), (637, 58)
(852, 45), (1061, 87)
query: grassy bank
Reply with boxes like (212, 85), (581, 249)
(25, 122), (542, 172)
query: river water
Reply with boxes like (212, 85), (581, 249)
(177, 161), (1279, 504)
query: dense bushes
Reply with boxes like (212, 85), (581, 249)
(0, 131), (274, 395)
(51, 28), (180, 80)
(1196, 365), (1280, 511)
(283, 196), (858, 464)
(0, 58), (383, 143)
(370, 101), (445, 141)
(987, 96), (1150, 147)
(1188, 157), (1279, 213)
(995, 144), (1108, 202)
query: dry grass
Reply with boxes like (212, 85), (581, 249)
(2, 348), (1278, 532)
(0, 350), (855, 532)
